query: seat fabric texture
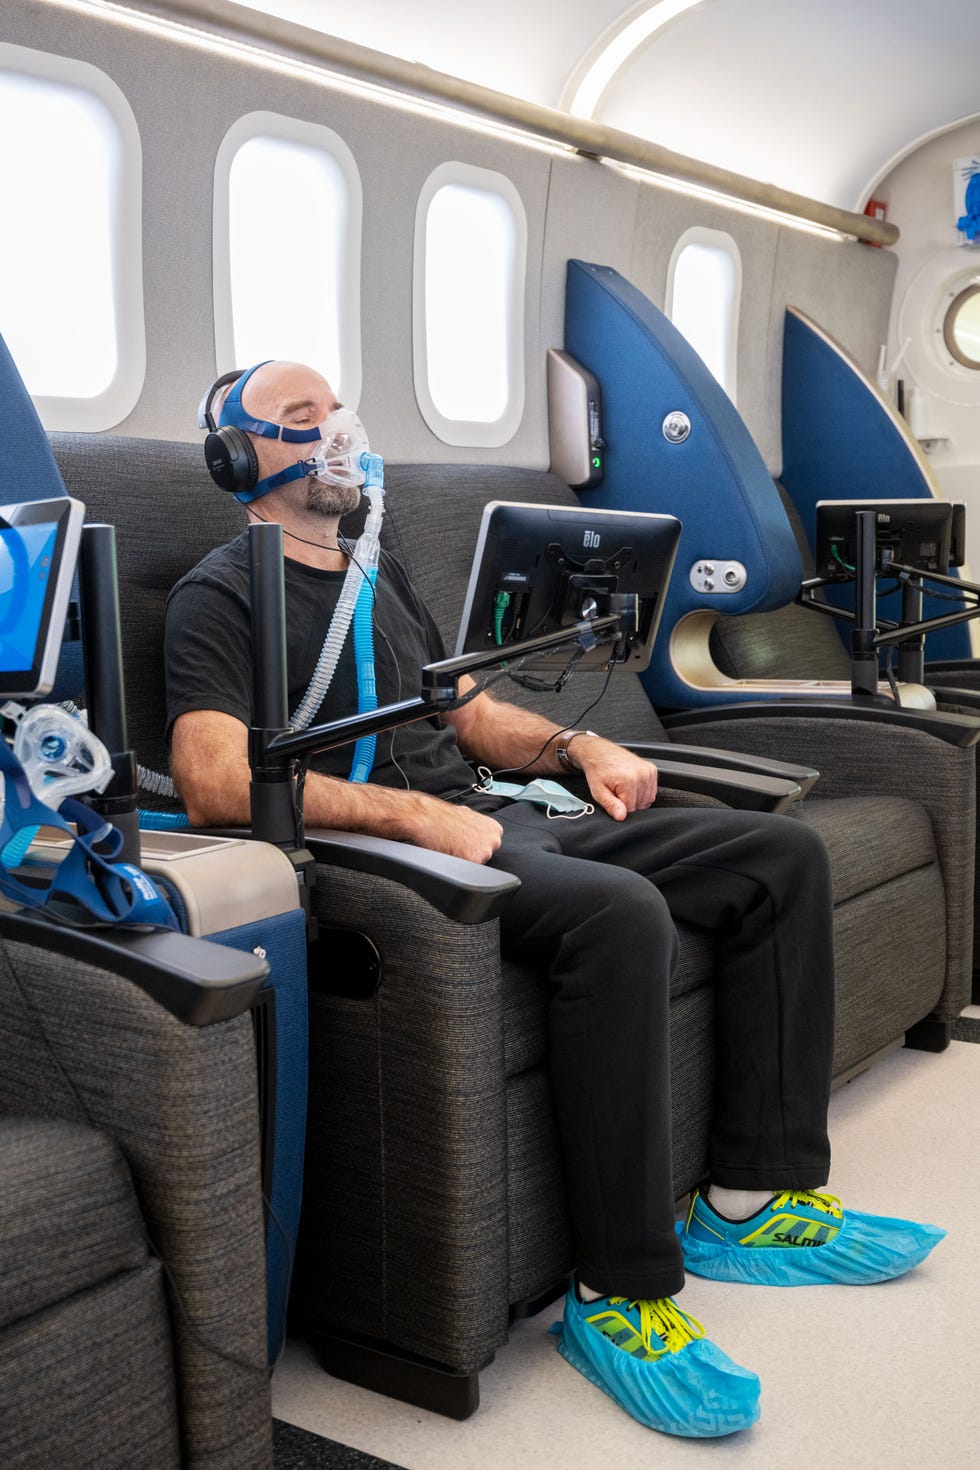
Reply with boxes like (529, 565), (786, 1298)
(0, 928), (272, 1467)
(0, 1117), (180, 1470)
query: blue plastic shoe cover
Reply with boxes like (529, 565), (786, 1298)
(678, 1190), (946, 1286)
(552, 1286), (760, 1438)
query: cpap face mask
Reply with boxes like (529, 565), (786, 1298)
(303, 406), (369, 488)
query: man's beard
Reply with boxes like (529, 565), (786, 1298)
(305, 477), (364, 517)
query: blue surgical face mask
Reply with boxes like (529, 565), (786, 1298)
(474, 769), (595, 819)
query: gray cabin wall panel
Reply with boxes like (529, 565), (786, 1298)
(767, 231), (898, 474)
(630, 184), (780, 467)
(539, 154), (640, 372)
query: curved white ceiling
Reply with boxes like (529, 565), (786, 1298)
(235, 0), (980, 211)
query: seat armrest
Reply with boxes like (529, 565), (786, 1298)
(930, 686), (980, 711)
(0, 910), (268, 1025)
(190, 822), (521, 925)
(654, 760), (801, 813)
(624, 741), (819, 797)
(302, 828), (521, 924)
(925, 659), (980, 677)
(662, 700), (980, 748)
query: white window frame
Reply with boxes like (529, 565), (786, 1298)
(213, 111), (362, 406)
(666, 226), (742, 404)
(413, 162), (527, 447)
(0, 43), (144, 431)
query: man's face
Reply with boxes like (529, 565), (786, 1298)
(243, 361), (364, 517)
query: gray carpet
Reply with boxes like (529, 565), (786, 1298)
(274, 1419), (408, 1469)
(951, 1015), (980, 1042)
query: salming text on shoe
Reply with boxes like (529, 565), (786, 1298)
(677, 1189), (946, 1286)
(553, 1286), (760, 1437)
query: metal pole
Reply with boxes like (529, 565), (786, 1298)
(247, 523), (300, 846)
(851, 511), (879, 698)
(77, 523), (141, 864)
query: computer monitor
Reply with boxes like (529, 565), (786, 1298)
(455, 500), (681, 674)
(815, 498), (961, 580)
(0, 497), (84, 699)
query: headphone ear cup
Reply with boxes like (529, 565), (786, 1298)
(204, 426), (258, 493)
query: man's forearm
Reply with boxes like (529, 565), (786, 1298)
(302, 769), (439, 839)
(449, 693), (571, 775)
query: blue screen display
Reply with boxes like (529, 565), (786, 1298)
(0, 521), (57, 673)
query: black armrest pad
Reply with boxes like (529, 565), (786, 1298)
(624, 741), (819, 796)
(930, 686), (980, 711)
(654, 760), (801, 813)
(662, 701), (980, 749)
(925, 659), (980, 674)
(0, 910), (268, 1025)
(303, 828), (521, 924)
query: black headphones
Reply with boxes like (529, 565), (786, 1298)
(197, 365), (262, 494)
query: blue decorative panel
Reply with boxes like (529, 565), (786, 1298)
(563, 260), (802, 708)
(0, 331), (84, 696)
(781, 307), (971, 661)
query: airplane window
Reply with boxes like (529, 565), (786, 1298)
(666, 227), (741, 404)
(942, 283), (980, 370)
(214, 113), (362, 405)
(414, 163), (526, 447)
(0, 46), (144, 429)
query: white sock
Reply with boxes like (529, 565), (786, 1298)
(576, 1280), (606, 1302)
(706, 1185), (774, 1221)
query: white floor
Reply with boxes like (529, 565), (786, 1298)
(273, 1022), (980, 1469)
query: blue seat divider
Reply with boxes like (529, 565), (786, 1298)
(149, 872), (309, 1368)
(209, 910), (309, 1368)
(780, 306), (972, 661)
(563, 260), (803, 709)
(0, 331), (84, 697)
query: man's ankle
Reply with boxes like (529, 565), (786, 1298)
(706, 1186), (774, 1221)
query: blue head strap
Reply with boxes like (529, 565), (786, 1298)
(219, 362), (324, 504)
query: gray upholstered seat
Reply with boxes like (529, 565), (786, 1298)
(0, 1118), (180, 1470)
(48, 436), (973, 1416)
(0, 911), (273, 1468)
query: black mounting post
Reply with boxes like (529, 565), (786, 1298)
(77, 523), (141, 866)
(897, 574), (925, 686)
(247, 522), (301, 848)
(851, 511), (879, 698)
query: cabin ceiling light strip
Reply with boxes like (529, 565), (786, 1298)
(566, 0), (705, 119)
(607, 161), (852, 241)
(43, 0), (896, 246)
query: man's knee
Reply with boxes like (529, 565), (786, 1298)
(765, 813), (833, 891)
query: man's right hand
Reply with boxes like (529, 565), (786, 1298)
(400, 792), (504, 864)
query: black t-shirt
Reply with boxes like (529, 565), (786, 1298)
(165, 533), (485, 803)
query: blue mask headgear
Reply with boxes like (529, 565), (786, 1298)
(199, 362), (368, 504)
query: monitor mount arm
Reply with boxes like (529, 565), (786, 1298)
(245, 523), (622, 849)
(796, 508), (980, 697)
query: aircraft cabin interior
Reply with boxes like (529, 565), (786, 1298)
(1, 3), (979, 1468)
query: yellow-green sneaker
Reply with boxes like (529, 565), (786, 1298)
(554, 1287), (760, 1437)
(679, 1189), (946, 1284)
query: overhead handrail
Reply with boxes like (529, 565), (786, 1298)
(88, 0), (898, 245)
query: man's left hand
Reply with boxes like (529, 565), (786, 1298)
(571, 738), (658, 821)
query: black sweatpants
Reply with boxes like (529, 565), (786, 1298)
(487, 801), (835, 1300)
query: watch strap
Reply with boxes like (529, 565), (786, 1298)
(555, 729), (598, 771)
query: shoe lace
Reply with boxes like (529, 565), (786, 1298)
(772, 1189), (843, 1219)
(606, 1296), (705, 1353)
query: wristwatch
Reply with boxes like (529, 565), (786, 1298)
(555, 729), (598, 772)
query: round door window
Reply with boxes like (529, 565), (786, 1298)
(942, 283), (980, 369)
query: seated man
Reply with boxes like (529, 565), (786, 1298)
(165, 359), (944, 1440)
